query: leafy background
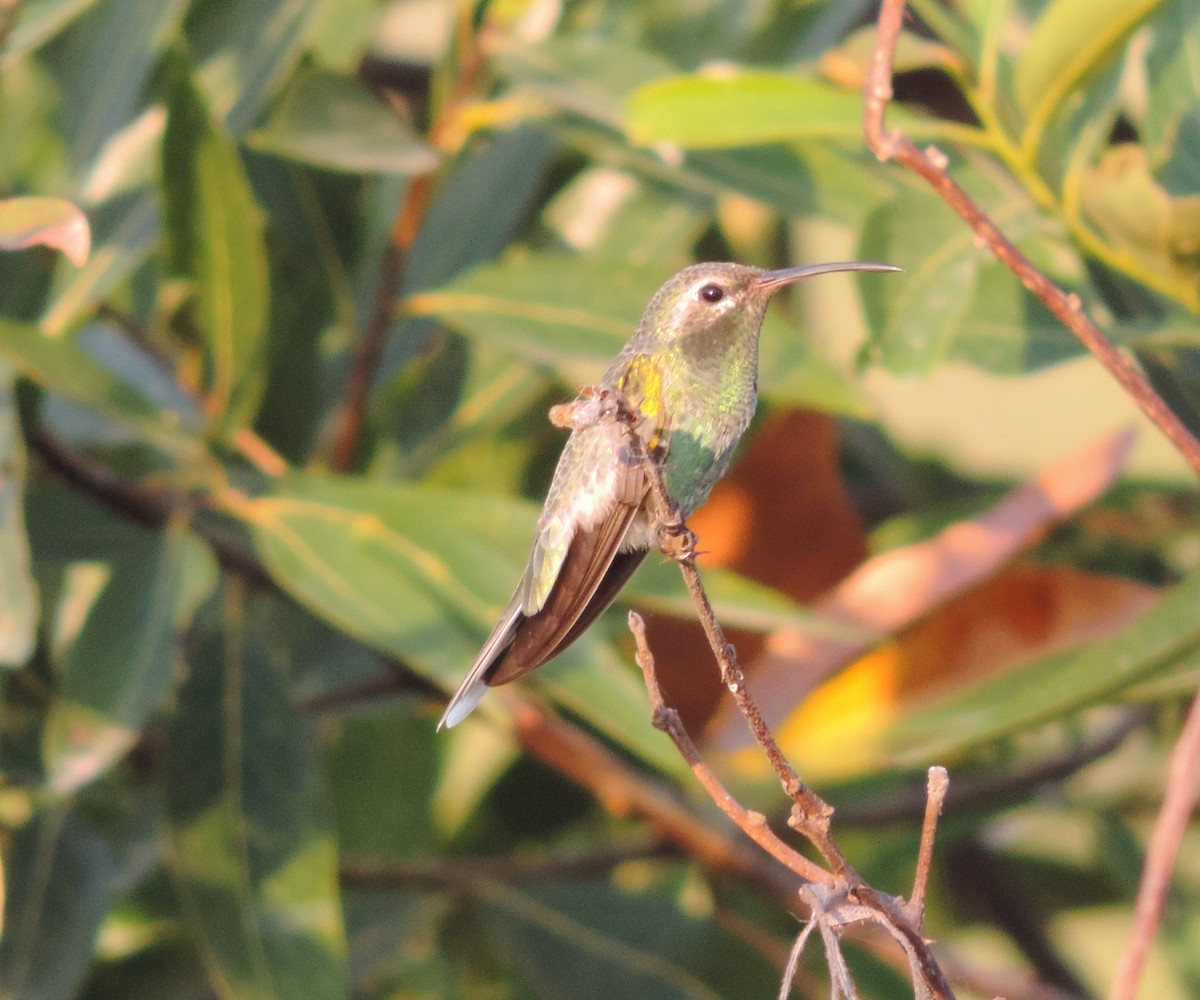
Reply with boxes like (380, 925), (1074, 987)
(1, 0), (1199, 997)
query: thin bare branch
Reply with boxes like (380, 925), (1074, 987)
(1109, 688), (1200, 1000)
(909, 767), (948, 929)
(863, 0), (1200, 479)
(328, 27), (487, 472)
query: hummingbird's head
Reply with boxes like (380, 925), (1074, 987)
(638, 259), (900, 355)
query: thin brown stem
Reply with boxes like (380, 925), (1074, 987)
(328, 37), (487, 472)
(628, 611), (829, 885)
(909, 766), (948, 929)
(1109, 689), (1200, 1000)
(864, 0), (1200, 479)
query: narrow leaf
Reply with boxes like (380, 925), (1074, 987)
(165, 604), (347, 1000)
(626, 71), (937, 150)
(886, 564), (1200, 763)
(162, 55), (269, 428)
(43, 524), (216, 795)
(0, 361), (37, 666)
(1016, 0), (1165, 132)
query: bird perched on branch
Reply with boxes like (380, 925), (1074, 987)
(439, 259), (898, 729)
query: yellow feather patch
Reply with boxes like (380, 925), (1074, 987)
(617, 355), (666, 451)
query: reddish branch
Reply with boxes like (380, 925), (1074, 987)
(865, 3), (1200, 997)
(1109, 687), (1200, 1000)
(328, 34), (487, 472)
(863, 0), (1200, 479)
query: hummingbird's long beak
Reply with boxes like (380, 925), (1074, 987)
(756, 261), (901, 290)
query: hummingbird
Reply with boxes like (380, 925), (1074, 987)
(438, 259), (898, 729)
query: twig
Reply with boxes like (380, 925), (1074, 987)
(328, 27), (487, 472)
(611, 396), (852, 874)
(863, 0), (1200, 479)
(0, 0), (21, 54)
(628, 611), (829, 885)
(909, 767), (948, 929)
(1109, 688), (1200, 1000)
(837, 708), (1149, 826)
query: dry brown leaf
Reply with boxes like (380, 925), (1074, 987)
(706, 427), (1138, 754)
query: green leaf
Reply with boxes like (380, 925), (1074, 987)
(1143, 0), (1200, 160)
(0, 318), (201, 457)
(0, 807), (118, 1000)
(1015, 0), (1166, 138)
(626, 73), (925, 149)
(0, 361), (37, 667)
(162, 54), (270, 430)
(238, 475), (680, 773)
(481, 879), (776, 1000)
(493, 36), (676, 129)
(246, 68), (437, 175)
(406, 253), (650, 382)
(858, 190), (982, 374)
(43, 523), (217, 795)
(52, 0), (186, 188)
(0, 197), (90, 266)
(165, 602), (347, 1000)
(41, 189), (158, 336)
(886, 565), (1200, 763)
(241, 475), (530, 682)
(186, 0), (328, 135)
(0, 0), (102, 64)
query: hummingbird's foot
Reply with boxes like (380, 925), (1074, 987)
(548, 386), (616, 431)
(657, 517), (699, 563)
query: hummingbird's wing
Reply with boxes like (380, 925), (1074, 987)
(437, 425), (653, 729)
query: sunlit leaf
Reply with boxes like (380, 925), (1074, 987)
(0, 197), (90, 266)
(43, 523), (216, 795)
(1016, 0), (1165, 136)
(162, 55), (270, 429)
(886, 565), (1200, 763)
(626, 73), (927, 149)
(165, 603), (347, 1000)
(0, 361), (37, 667)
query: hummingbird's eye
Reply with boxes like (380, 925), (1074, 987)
(699, 283), (724, 304)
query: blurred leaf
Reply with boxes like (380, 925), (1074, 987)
(858, 189), (982, 373)
(0, 196), (90, 266)
(43, 523), (217, 795)
(0, 807), (117, 1000)
(165, 602), (347, 1000)
(481, 879), (775, 1000)
(494, 36), (676, 129)
(186, 0), (329, 134)
(949, 260), (1083, 373)
(51, 0), (186, 188)
(1016, 0), (1165, 134)
(1080, 145), (1200, 309)
(162, 55), (270, 429)
(41, 189), (158, 336)
(886, 564), (1200, 763)
(246, 68), (437, 175)
(1143, 0), (1200, 161)
(0, 0), (101, 64)
(0, 318), (200, 457)
(407, 253), (647, 381)
(0, 361), (37, 667)
(327, 707), (440, 858)
(626, 73), (927, 149)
